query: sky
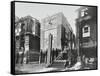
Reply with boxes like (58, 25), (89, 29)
(15, 2), (80, 35)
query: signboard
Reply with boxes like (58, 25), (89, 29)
(25, 36), (29, 52)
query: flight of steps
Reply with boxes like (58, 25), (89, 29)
(50, 51), (68, 68)
(51, 60), (66, 68)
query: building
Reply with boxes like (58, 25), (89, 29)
(15, 16), (40, 63)
(76, 6), (97, 64)
(41, 12), (76, 65)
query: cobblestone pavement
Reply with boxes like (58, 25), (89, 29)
(15, 63), (59, 74)
(15, 61), (97, 74)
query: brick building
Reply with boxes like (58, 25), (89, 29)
(41, 12), (73, 51)
(76, 6), (97, 62)
(15, 16), (40, 63)
(41, 12), (76, 64)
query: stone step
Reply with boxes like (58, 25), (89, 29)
(54, 60), (67, 62)
(50, 60), (66, 68)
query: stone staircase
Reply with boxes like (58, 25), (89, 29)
(50, 60), (66, 68)
(50, 51), (68, 68)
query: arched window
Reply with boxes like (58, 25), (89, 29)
(82, 25), (90, 37)
(15, 23), (21, 36)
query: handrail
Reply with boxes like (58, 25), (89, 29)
(54, 50), (66, 61)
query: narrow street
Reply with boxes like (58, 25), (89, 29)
(15, 63), (59, 74)
(15, 58), (97, 74)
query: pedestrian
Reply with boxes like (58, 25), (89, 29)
(64, 45), (72, 68)
(64, 46), (68, 67)
(21, 47), (24, 64)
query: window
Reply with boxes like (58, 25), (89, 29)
(82, 25), (90, 37)
(84, 27), (88, 33)
(81, 11), (85, 17)
(81, 8), (88, 17)
(15, 23), (21, 36)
